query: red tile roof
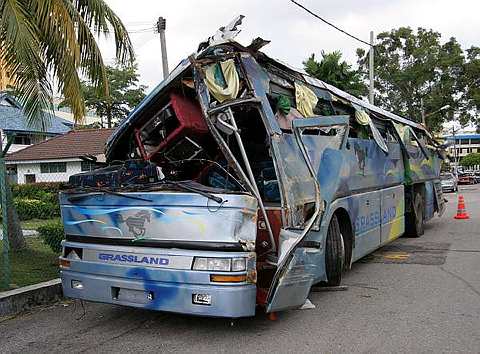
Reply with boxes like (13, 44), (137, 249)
(5, 128), (115, 162)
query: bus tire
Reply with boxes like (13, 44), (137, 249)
(325, 215), (344, 286)
(406, 192), (424, 237)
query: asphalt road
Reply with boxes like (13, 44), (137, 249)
(1, 186), (480, 353)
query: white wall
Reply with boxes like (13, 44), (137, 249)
(12, 159), (83, 184)
(1, 129), (53, 154)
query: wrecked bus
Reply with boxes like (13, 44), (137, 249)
(59, 19), (445, 318)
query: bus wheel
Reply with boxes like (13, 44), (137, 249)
(406, 193), (424, 237)
(325, 215), (344, 286)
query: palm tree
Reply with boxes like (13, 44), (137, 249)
(0, 0), (134, 252)
(0, 0), (135, 127)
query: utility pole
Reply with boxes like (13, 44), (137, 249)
(156, 17), (169, 79)
(0, 130), (10, 289)
(369, 31), (374, 105)
(452, 126), (458, 178)
(421, 98), (425, 126)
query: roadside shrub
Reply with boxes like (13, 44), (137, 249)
(11, 182), (64, 200)
(13, 198), (60, 220)
(37, 220), (65, 253)
(10, 182), (63, 220)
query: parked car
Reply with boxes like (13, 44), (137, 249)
(474, 171), (480, 184)
(441, 173), (458, 192)
(458, 173), (476, 185)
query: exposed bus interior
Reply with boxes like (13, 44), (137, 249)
(67, 60), (285, 296)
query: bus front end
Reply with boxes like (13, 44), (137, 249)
(59, 190), (258, 318)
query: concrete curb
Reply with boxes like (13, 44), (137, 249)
(0, 278), (63, 317)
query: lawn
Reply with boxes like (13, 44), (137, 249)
(0, 237), (59, 292)
(0, 218), (59, 232)
(21, 218), (60, 230)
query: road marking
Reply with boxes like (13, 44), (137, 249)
(383, 252), (410, 260)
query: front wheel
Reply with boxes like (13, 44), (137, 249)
(325, 215), (344, 286)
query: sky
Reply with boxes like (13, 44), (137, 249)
(101, 0), (480, 91)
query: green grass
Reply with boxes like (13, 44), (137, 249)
(21, 218), (60, 230)
(0, 218), (59, 231)
(0, 237), (59, 292)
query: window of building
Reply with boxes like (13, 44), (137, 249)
(81, 161), (96, 172)
(470, 138), (480, 144)
(13, 134), (31, 145)
(40, 162), (67, 173)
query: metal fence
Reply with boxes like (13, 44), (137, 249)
(1, 150), (66, 290)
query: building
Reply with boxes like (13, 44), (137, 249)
(52, 96), (103, 127)
(444, 134), (480, 159)
(5, 128), (114, 184)
(440, 122), (480, 171)
(0, 91), (72, 154)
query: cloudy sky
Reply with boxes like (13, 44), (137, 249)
(102, 0), (479, 91)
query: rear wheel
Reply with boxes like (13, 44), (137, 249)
(406, 192), (424, 237)
(325, 215), (344, 286)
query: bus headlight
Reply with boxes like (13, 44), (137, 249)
(192, 257), (246, 271)
(231, 258), (246, 271)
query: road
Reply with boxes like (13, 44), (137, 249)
(1, 186), (480, 353)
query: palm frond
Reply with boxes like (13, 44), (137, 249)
(73, 0), (134, 64)
(35, 0), (86, 122)
(0, 0), (53, 129)
(0, 0), (135, 125)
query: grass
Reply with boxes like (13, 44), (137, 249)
(0, 237), (59, 292)
(21, 218), (60, 230)
(0, 218), (59, 231)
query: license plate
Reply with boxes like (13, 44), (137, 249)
(113, 287), (154, 304)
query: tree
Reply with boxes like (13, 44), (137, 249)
(0, 0), (134, 127)
(304, 51), (367, 98)
(0, 0), (134, 252)
(80, 63), (147, 128)
(463, 47), (480, 128)
(460, 153), (480, 167)
(356, 27), (465, 132)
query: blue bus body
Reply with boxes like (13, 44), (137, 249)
(59, 31), (444, 317)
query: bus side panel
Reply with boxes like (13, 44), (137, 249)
(352, 191), (381, 260)
(424, 180), (436, 221)
(405, 145), (440, 183)
(380, 184), (405, 244)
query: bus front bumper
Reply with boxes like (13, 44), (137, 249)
(61, 270), (257, 318)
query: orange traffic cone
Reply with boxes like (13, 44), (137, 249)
(454, 195), (470, 220)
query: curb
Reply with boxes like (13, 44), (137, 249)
(0, 278), (63, 317)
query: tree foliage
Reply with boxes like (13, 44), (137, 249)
(463, 47), (480, 128)
(0, 0), (135, 128)
(304, 51), (367, 97)
(356, 27), (470, 132)
(79, 63), (147, 128)
(460, 153), (480, 167)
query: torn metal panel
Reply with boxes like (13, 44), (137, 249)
(239, 54), (282, 135)
(270, 134), (317, 227)
(303, 75), (427, 131)
(198, 15), (245, 51)
(60, 192), (258, 244)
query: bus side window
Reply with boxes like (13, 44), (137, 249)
(349, 117), (374, 140)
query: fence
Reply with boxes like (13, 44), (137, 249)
(1, 156), (65, 291)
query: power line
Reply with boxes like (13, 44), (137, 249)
(127, 27), (156, 34)
(289, 0), (372, 47)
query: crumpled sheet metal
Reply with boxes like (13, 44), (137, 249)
(270, 133), (317, 228)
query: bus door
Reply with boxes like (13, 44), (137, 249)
(266, 115), (349, 313)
